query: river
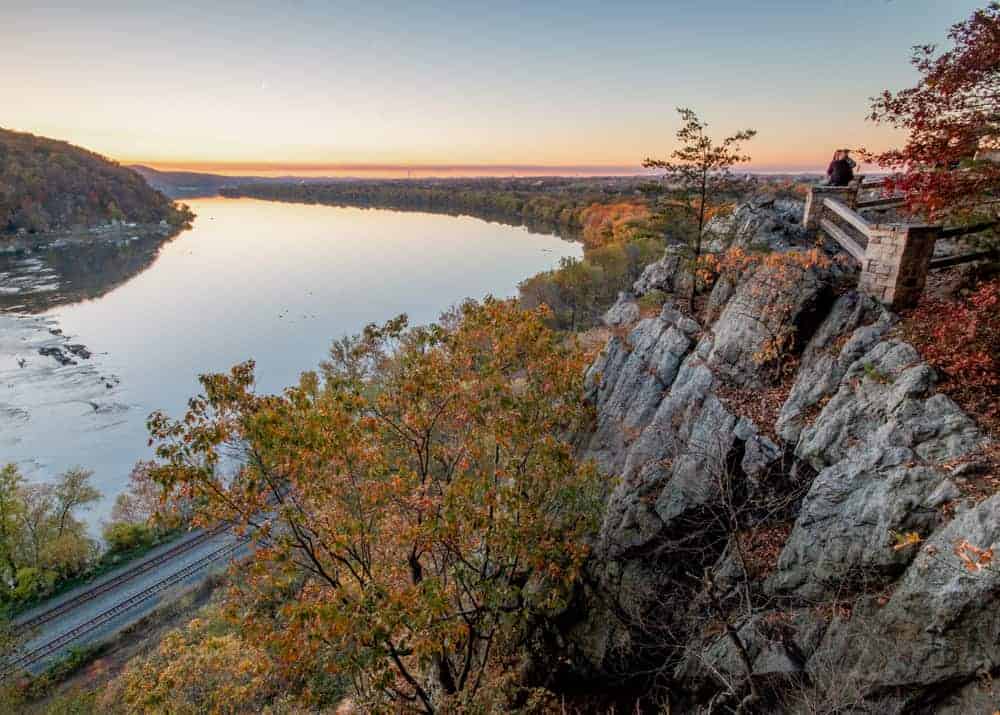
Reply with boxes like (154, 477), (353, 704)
(0, 197), (581, 526)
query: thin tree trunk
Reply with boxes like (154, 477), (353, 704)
(704, 572), (759, 707)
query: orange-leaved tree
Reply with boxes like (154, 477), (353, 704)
(146, 299), (602, 713)
(644, 108), (756, 309)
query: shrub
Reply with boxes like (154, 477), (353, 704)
(103, 521), (156, 556)
(11, 567), (57, 603)
(638, 289), (669, 313)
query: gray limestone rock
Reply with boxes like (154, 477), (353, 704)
(603, 291), (640, 327)
(769, 449), (950, 598)
(703, 198), (807, 253)
(632, 245), (691, 297)
(584, 309), (698, 475)
(704, 261), (832, 388)
(810, 495), (1000, 693)
(776, 291), (894, 444)
(795, 341), (983, 471)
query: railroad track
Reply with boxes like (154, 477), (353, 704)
(14, 523), (230, 634)
(3, 535), (249, 676)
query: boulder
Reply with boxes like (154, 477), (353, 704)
(769, 450), (952, 598)
(602, 291), (640, 327)
(703, 261), (833, 388)
(703, 198), (807, 253)
(795, 341), (983, 471)
(810, 495), (1000, 695)
(632, 245), (691, 297)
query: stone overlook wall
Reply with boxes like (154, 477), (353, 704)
(857, 224), (937, 308)
(804, 183), (939, 310)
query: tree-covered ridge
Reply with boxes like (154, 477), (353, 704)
(219, 177), (661, 247)
(0, 128), (192, 234)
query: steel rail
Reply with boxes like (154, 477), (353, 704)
(14, 523), (229, 633)
(3, 536), (247, 676)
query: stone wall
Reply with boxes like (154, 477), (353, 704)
(805, 185), (939, 310)
(802, 185), (855, 231)
(857, 224), (938, 309)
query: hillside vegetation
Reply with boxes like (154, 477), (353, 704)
(0, 128), (191, 235)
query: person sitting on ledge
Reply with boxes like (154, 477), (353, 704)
(826, 149), (856, 186)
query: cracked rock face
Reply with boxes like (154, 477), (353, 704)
(570, 198), (997, 709)
(584, 303), (700, 476)
(703, 198), (807, 253)
(602, 291), (640, 327)
(703, 261), (833, 389)
(795, 340), (982, 471)
(769, 452), (953, 598)
(768, 335), (984, 599)
(776, 291), (894, 444)
(632, 245), (691, 297)
(810, 495), (1000, 694)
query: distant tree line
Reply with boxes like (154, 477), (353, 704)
(219, 177), (661, 246)
(0, 128), (193, 235)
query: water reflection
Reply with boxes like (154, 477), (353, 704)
(0, 198), (581, 525)
(0, 232), (172, 313)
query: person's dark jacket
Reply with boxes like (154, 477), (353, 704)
(826, 159), (854, 186)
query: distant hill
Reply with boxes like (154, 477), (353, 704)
(129, 165), (344, 199)
(129, 165), (235, 198)
(0, 128), (189, 235)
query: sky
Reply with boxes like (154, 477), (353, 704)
(0, 0), (984, 175)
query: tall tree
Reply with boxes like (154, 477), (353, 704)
(0, 464), (25, 586)
(866, 3), (1000, 232)
(147, 300), (602, 712)
(0, 465), (100, 601)
(52, 467), (100, 539)
(643, 108), (756, 309)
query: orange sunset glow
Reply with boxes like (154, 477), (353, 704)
(2, 2), (979, 175)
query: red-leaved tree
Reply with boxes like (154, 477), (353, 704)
(866, 4), (1000, 229)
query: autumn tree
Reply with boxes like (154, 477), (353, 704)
(51, 467), (100, 539)
(0, 464), (100, 604)
(0, 465), (24, 589)
(644, 108), (756, 308)
(147, 299), (602, 712)
(101, 614), (287, 714)
(866, 3), (1000, 237)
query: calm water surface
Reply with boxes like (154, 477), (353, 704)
(0, 198), (580, 524)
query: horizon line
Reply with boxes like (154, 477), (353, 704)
(130, 160), (834, 177)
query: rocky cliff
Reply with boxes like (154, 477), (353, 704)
(567, 199), (996, 712)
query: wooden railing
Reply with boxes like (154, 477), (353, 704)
(818, 198), (867, 262)
(803, 181), (996, 308)
(803, 184), (937, 309)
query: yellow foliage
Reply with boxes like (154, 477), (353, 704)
(145, 300), (603, 710)
(100, 616), (282, 715)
